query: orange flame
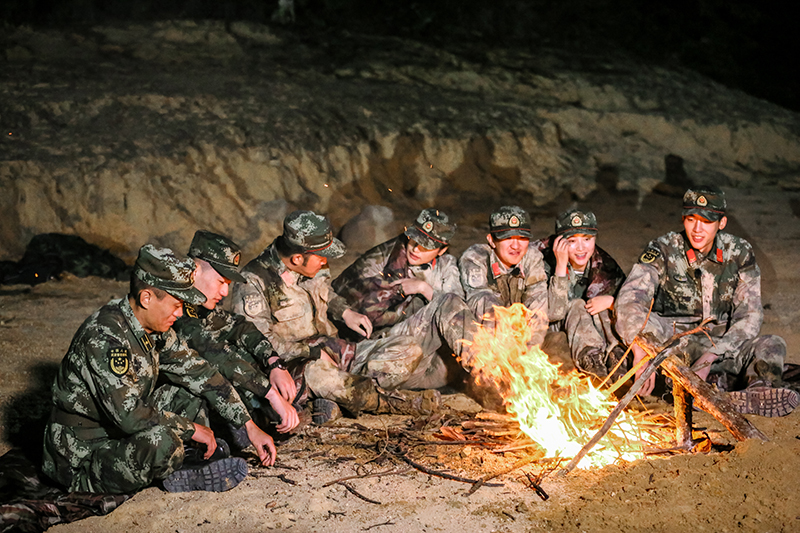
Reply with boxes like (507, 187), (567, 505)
(465, 303), (647, 468)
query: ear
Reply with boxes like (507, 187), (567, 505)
(290, 254), (305, 266)
(718, 216), (728, 230)
(139, 289), (152, 310)
(437, 246), (449, 257)
(486, 234), (495, 248)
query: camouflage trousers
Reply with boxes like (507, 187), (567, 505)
(41, 388), (206, 494)
(306, 292), (477, 410)
(550, 299), (621, 372)
(644, 314), (786, 385)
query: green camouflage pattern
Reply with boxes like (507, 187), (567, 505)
(282, 210), (345, 258)
(332, 235), (463, 331)
(489, 206), (532, 240)
(188, 230), (247, 283)
(0, 450), (129, 533)
(133, 244), (206, 305)
(616, 230), (785, 378)
(404, 208), (456, 250)
(533, 236), (626, 371)
(230, 242), (348, 361)
(173, 303), (274, 399)
(458, 243), (548, 345)
(42, 297), (250, 494)
(554, 209), (598, 238)
(683, 185), (727, 222)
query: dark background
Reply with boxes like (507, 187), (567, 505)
(1, 0), (797, 112)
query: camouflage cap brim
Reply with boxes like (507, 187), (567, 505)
(307, 236), (346, 259)
(404, 227), (446, 250)
(492, 228), (532, 240)
(135, 268), (207, 306)
(207, 261), (247, 283)
(682, 207), (725, 222)
(558, 227), (598, 238)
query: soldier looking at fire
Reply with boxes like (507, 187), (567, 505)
(332, 208), (479, 390)
(228, 210), (441, 424)
(532, 209), (627, 379)
(459, 206), (549, 346)
(615, 186), (799, 417)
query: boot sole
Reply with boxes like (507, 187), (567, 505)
(728, 387), (800, 418)
(163, 457), (248, 493)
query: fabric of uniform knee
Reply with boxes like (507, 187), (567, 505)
(86, 425), (183, 494)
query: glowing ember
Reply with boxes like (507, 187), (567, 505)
(464, 303), (647, 468)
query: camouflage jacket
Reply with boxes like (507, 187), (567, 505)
(616, 231), (763, 357)
(332, 235), (463, 330)
(229, 242), (349, 361)
(173, 304), (276, 399)
(45, 298), (250, 450)
(533, 236), (626, 322)
(459, 243), (548, 343)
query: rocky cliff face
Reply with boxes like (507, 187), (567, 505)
(2, 20), (799, 262)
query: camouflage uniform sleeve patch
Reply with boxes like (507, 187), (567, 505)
(639, 248), (660, 264)
(108, 347), (130, 376)
(243, 294), (265, 317)
(184, 303), (198, 319)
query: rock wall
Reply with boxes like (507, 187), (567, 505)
(2, 21), (800, 262)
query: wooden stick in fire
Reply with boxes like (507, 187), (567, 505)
(558, 320), (712, 476)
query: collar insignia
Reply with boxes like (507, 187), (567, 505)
(139, 333), (153, 352)
(185, 303), (199, 319)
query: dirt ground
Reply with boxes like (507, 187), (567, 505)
(1, 185), (799, 532)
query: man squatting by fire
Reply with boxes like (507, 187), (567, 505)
(615, 186), (799, 416)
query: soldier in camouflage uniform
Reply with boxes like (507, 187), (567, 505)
(332, 208), (478, 389)
(459, 206), (549, 346)
(172, 230), (299, 435)
(533, 209), (627, 378)
(228, 210), (441, 422)
(42, 245), (275, 495)
(616, 186), (798, 416)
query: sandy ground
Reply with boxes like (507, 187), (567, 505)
(1, 185), (799, 532)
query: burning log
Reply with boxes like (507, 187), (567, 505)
(661, 355), (768, 442)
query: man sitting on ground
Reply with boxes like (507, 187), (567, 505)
(615, 186), (798, 416)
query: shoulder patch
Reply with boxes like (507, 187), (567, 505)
(108, 347), (130, 377)
(639, 248), (660, 264)
(244, 294), (265, 317)
(184, 303), (199, 319)
(468, 269), (485, 288)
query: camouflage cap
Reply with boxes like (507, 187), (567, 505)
(187, 230), (247, 283)
(555, 209), (598, 238)
(283, 210), (346, 259)
(133, 244), (207, 305)
(404, 208), (456, 250)
(683, 186), (727, 222)
(489, 206), (532, 240)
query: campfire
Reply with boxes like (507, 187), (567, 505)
(461, 303), (656, 469)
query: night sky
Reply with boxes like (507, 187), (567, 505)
(1, 0), (798, 112)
